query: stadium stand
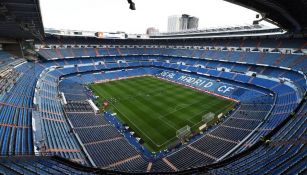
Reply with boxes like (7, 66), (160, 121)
(210, 99), (307, 175)
(23, 50), (302, 172)
(0, 0), (306, 174)
(0, 41), (306, 173)
(37, 47), (307, 74)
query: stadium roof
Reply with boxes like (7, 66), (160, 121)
(0, 0), (44, 39)
(225, 0), (307, 33)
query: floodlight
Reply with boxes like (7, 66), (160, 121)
(127, 0), (136, 10)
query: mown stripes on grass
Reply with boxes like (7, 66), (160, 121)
(90, 76), (235, 152)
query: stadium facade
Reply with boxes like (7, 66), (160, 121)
(0, 0), (306, 174)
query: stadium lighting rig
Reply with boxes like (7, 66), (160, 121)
(253, 13), (265, 25)
(127, 0), (136, 10)
(253, 13), (281, 29)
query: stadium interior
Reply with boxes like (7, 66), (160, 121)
(0, 0), (306, 174)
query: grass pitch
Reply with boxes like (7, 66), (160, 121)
(89, 76), (236, 152)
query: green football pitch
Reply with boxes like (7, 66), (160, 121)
(89, 76), (236, 152)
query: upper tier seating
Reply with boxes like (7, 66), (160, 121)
(37, 47), (307, 73)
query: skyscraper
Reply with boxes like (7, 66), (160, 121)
(167, 15), (181, 32)
(180, 14), (190, 31)
(188, 16), (199, 30)
(167, 14), (199, 32)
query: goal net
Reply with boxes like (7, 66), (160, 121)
(176, 125), (191, 140)
(202, 112), (215, 123)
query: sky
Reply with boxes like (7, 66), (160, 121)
(39, 0), (275, 34)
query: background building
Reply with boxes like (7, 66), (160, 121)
(188, 16), (199, 30)
(167, 15), (181, 32)
(168, 14), (199, 32)
(180, 14), (190, 31)
(146, 27), (160, 35)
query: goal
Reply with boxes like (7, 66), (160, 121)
(176, 125), (191, 140)
(202, 112), (215, 123)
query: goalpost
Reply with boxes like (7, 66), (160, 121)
(176, 125), (191, 141)
(199, 112), (216, 131)
(202, 112), (215, 123)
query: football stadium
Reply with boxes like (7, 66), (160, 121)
(0, 0), (306, 174)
